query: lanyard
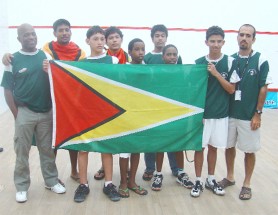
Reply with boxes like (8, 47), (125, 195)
(236, 50), (253, 90)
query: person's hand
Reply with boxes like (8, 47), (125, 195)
(207, 62), (218, 77)
(251, 113), (261, 130)
(43, 60), (49, 73)
(2, 53), (13, 66)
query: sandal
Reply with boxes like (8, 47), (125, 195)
(70, 174), (80, 182)
(142, 172), (153, 181)
(218, 178), (235, 189)
(94, 168), (105, 180)
(118, 186), (130, 198)
(128, 186), (148, 195)
(239, 186), (252, 200)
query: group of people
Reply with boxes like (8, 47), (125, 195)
(1, 19), (271, 204)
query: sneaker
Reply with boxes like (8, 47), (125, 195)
(45, 182), (66, 194)
(16, 191), (27, 203)
(205, 178), (225, 196)
(151, 174), (163, 191)
(176, 173), (194, 189)
(103, 183), (121, 202)
(190, 181), (204, 197)
(74, 184), (90, 203)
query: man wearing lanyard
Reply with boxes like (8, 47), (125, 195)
(218, 24), (271, 200)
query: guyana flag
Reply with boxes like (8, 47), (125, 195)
(49, 61), (207, 153)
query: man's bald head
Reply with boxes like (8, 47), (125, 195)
(17, 23), (37, 52)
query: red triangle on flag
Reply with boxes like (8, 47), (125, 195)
(50, 63), (125, 147)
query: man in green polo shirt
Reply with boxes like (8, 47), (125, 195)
(219, 24), (272, 200)
(1, 23), (66, 203)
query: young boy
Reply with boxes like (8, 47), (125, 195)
(142, 24), (180, 182)
(94, 26), (130, 181)
(151, 44), (192, 191)
(191, 26), (239, 197)
(73, 26), (120, 203)
(118, 38), (148, 198)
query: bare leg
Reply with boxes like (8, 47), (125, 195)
(156, 152), (164, 172)
(225, 147), (236, 181)
(78, 151), (88, 184)
(102, 153), (113, 182)
(69, 150), (79, 177)
(194, 149), (204, 177)
(207, 145), (217, 175)
(128, 153), (140, 187)
(119, 157), (129, 188)
(243, 153), (255, 188)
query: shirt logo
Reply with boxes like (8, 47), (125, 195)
(221, 72), (228, 79)
(18, 68), (27, 73)
(248, 69), (257, 76)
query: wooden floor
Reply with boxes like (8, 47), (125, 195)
(0, 109), (278, 215)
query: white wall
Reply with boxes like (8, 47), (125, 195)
(1, 0), (278, 112)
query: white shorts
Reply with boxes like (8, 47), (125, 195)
(119, 153), (131, 158)
(202, 117), (228, 148)
(227, 118), (260, 153)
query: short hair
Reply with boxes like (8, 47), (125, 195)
(151, 24), (168, 38)
(105, 26), (123, 40)
(53, 19), (71, 32)
(206, 26), (225, 40)
(86, 25), (105, 39)
(162, 44), (178, 55)
(239, 24), (256, 38)
(128, 38), (144, 51)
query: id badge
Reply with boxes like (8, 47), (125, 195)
(235, 90), (241, 101)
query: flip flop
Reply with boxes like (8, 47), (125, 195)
(218, 178), (235, 189)
(239, 186), (252, 200)
(94, 168), (105, 180)
(118, 187), (130, 198)
(70, 174), (80, 182)
(142, 172), (153, 181)
(128, 186), (148, 195)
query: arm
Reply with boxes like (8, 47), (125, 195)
(250, 85), (268, 130)
(207, 62), (235, 94)
(4, 89), (18, 119)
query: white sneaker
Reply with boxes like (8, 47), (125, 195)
(45, 183), (66, 194)
(16, 191), (27, 203)
(205, 178), (225, 196)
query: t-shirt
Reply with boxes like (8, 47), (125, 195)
(195, 54), (238, 119)
(229, 51), (271, 120)
(1, 49), (52, 112)
(81, 53), (119, 64)
(144, 51), (183, 64)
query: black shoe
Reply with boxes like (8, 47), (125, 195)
(103, 183), (120, 202)
(0, 147), (3, 152)
(74, 184), (90, 203)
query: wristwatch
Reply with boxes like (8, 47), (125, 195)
(255, 109), (263, 114)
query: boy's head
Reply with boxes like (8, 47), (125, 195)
(53, 19), (72, 45)
(205, 26), (225, 54)
(151, 24), (168, 50)
(162, 44), (178, 64)
(128, 38), (145, 64)
(86, 26), (105, 54)
(105, 26), (123, 52)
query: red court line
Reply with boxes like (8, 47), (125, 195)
(7, 26), (278, 35)
(268, 88), (278, 92)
